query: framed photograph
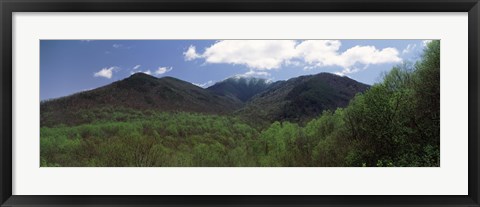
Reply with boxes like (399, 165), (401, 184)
(1, 0), (479, 206)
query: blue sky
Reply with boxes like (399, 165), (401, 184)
(40, 39), (430, 100)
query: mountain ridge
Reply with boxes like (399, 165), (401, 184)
(41, 72), (369, 127)
(40, 73), (243, 127)
(237, 73), (370, 124)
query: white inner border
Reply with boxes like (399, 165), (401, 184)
(12, 13), (468, 195)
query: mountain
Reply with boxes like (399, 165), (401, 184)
(207, 76), (272, 102)
(41, 73), (242, 127)
(238, 73), (370, 124)
(41, 72), (369, 127)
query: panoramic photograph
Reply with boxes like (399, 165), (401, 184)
(40, 39), (440, 167)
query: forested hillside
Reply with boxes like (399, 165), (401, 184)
(237, 73), (369, 125)
(41, 73), (243, 127)
(40, 40), (440, 167)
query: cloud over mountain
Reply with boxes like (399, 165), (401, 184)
(184, 40), (402, 75)
(94, 66), (119, 79)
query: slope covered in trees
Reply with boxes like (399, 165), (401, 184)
(40, 40), (440, 167)
(237, 73), (369, 125)
(41, 73), (243, 127)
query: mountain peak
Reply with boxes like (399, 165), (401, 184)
(239, 72), (370, 123)
(129, 72), (157, 79)
(124, 74), (192, 87)
(120, 73), (160, 88)
(207, 76), (272, 102)
(125, 73), (162, 84)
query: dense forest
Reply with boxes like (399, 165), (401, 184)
(40, 40), (440, 167)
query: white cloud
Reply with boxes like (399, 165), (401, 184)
(295, 40), (341, 66)
(185, 40), (402, 75)
(193, 80), (214, 88)
(402, 44), (417, 54)
(285, 60), (302, 67)
(133, 65), (141, 70)
(203, 40), (298, 69)
(184, 45), (201, 61)
(185, 40), (298, 70)
(343, 46), (400, 65)
(303, 65), (316, 70)
(422, 40), (433, 47)
(155, 66), (173, 75)
(238, 70), (271, 78)
(296, 40), (401, 69)
(113, 44), (122, 48)
(94, 66), (119, 79)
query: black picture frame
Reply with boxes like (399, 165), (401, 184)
(1, 0), (479, 206)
